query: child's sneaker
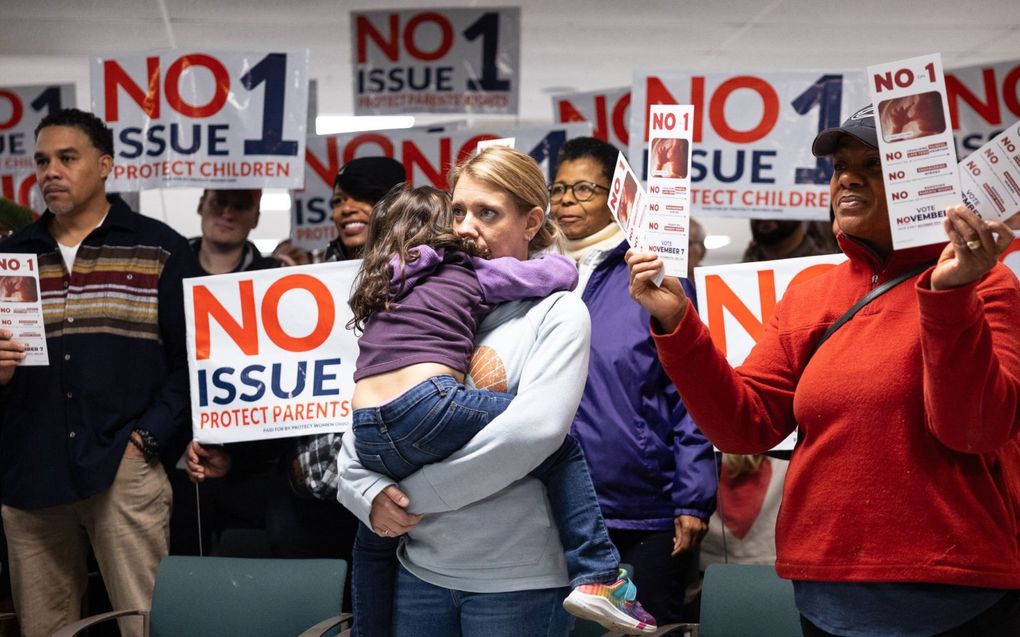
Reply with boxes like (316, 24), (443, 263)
(562, 569), (657, 634)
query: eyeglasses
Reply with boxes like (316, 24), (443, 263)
(548, 181), (610, 203)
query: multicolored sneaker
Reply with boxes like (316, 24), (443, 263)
(562, 569), (657, 634)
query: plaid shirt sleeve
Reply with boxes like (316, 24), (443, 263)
(294, 433), (343, 501)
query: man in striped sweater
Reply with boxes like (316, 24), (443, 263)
(0, 108), (201, 637)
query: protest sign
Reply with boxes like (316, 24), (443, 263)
(91, 50), (309, 190)
(184, 262), (358, 444)
(553, 87), (631, 151)
(646, 105), (693, 278)
(292, 122), (591, 250)
(352, 7), (519, 115)
(629, 70), (868, 220)
(946, 59), (1020, 158)
(0, 253), (48, 366)
(0, 84), (76, 212)
(960, 118), (1020, 221)
(694, 253), (848, 450)
(0, 172), (43, 215)
(868, 53), (961, 250)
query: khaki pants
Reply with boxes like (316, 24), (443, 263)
(1, 452), (171, 637)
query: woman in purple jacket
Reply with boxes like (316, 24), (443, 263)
(550, 137), (717, 624)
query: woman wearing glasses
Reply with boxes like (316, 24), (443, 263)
(549, 137), (717, 625)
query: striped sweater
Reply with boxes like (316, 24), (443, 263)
(0, 196), (202, 509)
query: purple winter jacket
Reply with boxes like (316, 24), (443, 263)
(570, 241), (717, 530)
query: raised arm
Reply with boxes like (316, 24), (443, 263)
(627, 249), (800, 453)
(918, 207), (1020, 452)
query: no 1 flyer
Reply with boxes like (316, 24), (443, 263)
(960, 118), (1020, 222)
(607, 152), (664, 286)
(607, 152), (650, 250)
(0, 253), (48, 366)
(868, 53), (961, 250)
(647, 105), (694, 278)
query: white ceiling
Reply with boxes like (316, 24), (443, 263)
(3, 0), (1019, 262)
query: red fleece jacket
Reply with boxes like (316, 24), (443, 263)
(654, 235), (1020, 588)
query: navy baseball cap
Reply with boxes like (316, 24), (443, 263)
(333, 157), (407, 204)
(811, 105), (878, 156)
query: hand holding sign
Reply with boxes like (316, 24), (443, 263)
(931, 205), (1015, 291)
(0, 329), (26, 385)
(185, 440), (233, 482)
(625, 248), (689, 333)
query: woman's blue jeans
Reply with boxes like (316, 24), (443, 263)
(391, 565), (573, 636)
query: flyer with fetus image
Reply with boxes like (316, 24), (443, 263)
(0, 254), (48, 366)
(647, 104), (693, 279)
(879, 92), (947, 144)
(607, 152), (664, 285)
(959, 118), (1020, 222)
(868, 53), (961, 250)
(607, 152), (648, 247)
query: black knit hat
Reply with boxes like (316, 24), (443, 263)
(811, 105), (878, 157)
(333, 157), (407, 204)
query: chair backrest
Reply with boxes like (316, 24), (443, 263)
(699, 564), (800, 637)
(148, 556), (346, 637)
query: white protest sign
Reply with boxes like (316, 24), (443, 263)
(553, 87), (631, 151)
(0, 84), (76, 213)
(184, 262), (359, 444)
(0, 254), (48, 366)
(91, 50), (309, 190)
(646, 105), (693, 278)
(629, 70), (868, 220)
(292, 122), (592, 250)
(693, 253), (848, 450)
(352, 7), (520, 115)
(946, 59), (1020, 159)
(960, 118), (1020, 221)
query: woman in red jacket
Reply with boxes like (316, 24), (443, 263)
(626, 105), (1020, 637)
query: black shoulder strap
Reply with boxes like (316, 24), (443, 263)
(809, 258), (937, 357)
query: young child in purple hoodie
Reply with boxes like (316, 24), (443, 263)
(346, 185), (656, 636)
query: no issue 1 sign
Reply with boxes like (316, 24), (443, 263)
(91, 50), (310, 190)
(352, 7), (520, 115)
(629, 70), (869, 220)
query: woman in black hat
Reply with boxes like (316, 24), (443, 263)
(325, 156), (407, 261)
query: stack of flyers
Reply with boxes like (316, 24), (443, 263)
(646, 105), (694, 279)
(606, 152), (664, 286)
(0, 253), (48, 366)
(868, 53), (961, 250)
(960, 119), (1020, 222)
